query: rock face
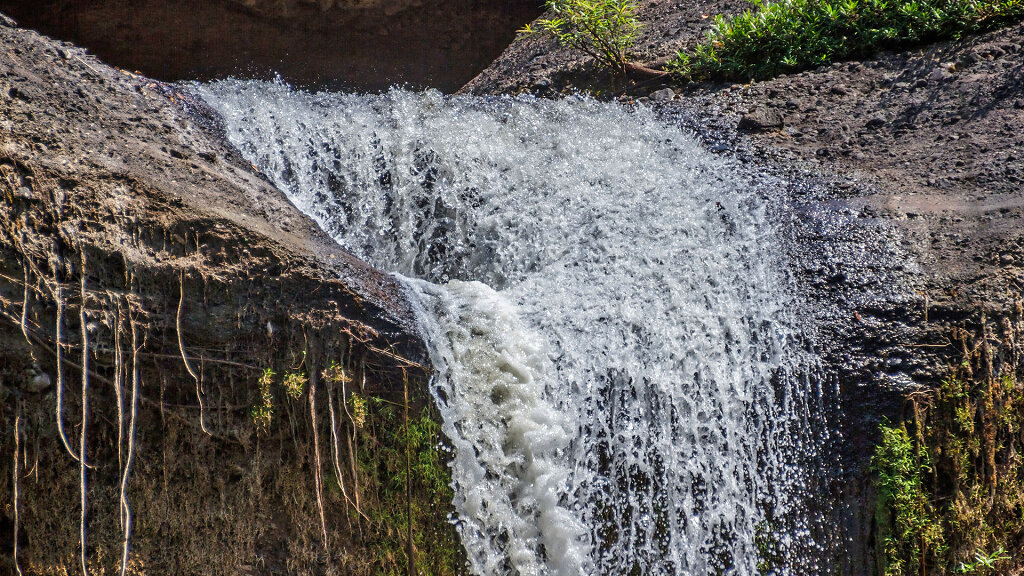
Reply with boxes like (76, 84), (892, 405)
(0, 18), (456, 576)
(0, 0), (542, 91)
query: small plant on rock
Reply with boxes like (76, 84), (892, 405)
(521, 0), (652, 77)
(283, 371), (306, 399)
(251, 368), (275, 433)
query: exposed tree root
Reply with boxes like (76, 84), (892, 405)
(13, 404), (23, 576)
(79, 250), (90, 576)
(403, 369), (414, 576)
(178, 271), (211, 436)
(52, 255), (82, 463)
(120, 309), (142, 576)
(115, 301), (125, 487)
(341, 361), (364, 535)
(325, 363), (361, 527)
(20, 260), (30, 344)
(306, 346), (330, 553)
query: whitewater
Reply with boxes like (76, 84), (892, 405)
(198, 81), (837, 575)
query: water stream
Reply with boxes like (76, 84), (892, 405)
(198, 81), (837, 575)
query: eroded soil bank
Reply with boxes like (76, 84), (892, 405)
(0, 16), (457, 576)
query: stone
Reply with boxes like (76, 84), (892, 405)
(649, 87), (675, 102)
(738, 108), (784, 132)
(866, 115), (887, 129)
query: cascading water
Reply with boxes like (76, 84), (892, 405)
(197, 81), (838, 575)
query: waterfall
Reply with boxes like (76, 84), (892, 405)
(197, 81), (838, 575)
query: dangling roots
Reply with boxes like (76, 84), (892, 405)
(307, 348), (330, 552)
(120, 306), (142, 576)
(13, 404), (23, 576)
(79, 249), (90, 576)
(52, 252), (82, 463)
(177, 271), (211, 435)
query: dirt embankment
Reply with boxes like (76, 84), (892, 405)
(466, 5), (1024, 574)
(0, 15), (455, 576)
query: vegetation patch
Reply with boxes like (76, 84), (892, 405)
(872, 318), (1024, 576)
(669, 0), (1024, 81)
(520, 0), (666, 77)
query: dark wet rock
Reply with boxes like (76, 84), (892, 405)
(865, 115), (887, 129)
(650, 87), (676, 101)
(738, 108), (784, 132)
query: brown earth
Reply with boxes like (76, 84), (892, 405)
(466, 6), (1024, 574)
(0, 0), (542, 92)
(0, 15), (456, 576)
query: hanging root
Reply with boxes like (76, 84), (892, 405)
(403, 368), (414, 576)
(120, 311), (142, 576)
(114, 301), (125, 490)
(20, 259), (30, 344)
(325, 364), (363, 526)
(13, 404), (23, 576)
(52, 254), (81, 462)
(177, 271), (211, 435)
(79, 249), (90, 576)
(308, 351), (330, 551)
(341, 361), (364, 533)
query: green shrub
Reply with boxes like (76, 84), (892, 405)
(872, 368), (1024, 575)
(669, 0), (1024, 81)
(872, 421), (943, 576)
(521, 0), (643, 74)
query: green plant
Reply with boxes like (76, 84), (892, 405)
(323, 360), (350, 385)
(872, 357), (1024, 576)
(356, 394), (460, 575)
(872, 421), (944, 576)
(251, 368), (275, 433)
(283, 371), (306, 399)
(521, 0), (643, 75)
(956, 546), (1011, 574)
(669, 0), (1024, 81)
(349, 393), (368, 429)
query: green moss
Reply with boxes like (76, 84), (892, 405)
(669, 0), (1024, 81)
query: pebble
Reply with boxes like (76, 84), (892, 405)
(1000, 254), (1016, 265)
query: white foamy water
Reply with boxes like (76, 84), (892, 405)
(198, 81), (836, 575)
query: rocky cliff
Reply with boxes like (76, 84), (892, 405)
(0, 15), (457, 575)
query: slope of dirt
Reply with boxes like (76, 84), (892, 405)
(0, 15), (455, 576)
